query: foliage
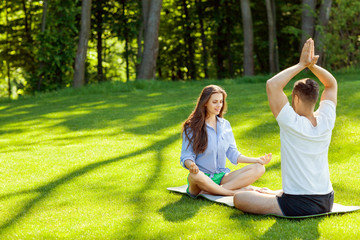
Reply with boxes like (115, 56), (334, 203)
(108, 0), (141, 82)
(0, 74), (359, 238)
(0, 0), (42, 97)
(0, 0), (360, 96)
(325, 0), (360, 70)
(26, 0), (79, 92)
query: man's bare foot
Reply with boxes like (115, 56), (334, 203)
(232, 185), (260, 193)
(256, 187), (283, 196)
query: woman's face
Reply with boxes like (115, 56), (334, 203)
(205, 92), (223, 117)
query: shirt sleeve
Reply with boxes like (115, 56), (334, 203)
(276, 102), (297, 129)
(317, 100), (336, 128)
(180, 130), (196, 170)
(225, 121), (241, 165)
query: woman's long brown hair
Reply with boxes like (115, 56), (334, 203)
(182, 85), (227, 154)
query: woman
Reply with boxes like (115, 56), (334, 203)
(180, 85), (272, 197)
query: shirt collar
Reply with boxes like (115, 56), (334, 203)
(205, 116), (224, 133)
(216, 116), (225, 124)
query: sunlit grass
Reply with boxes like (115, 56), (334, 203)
(0, 73), (359, 239)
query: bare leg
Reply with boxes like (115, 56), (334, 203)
(188, 171), (235, 196)
(221, 163), (265, 190)
(234, 191), (283, 215)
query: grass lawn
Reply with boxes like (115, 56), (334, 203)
(0, 72), (359, 239)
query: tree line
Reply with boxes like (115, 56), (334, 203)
(0, 0), (359, 97)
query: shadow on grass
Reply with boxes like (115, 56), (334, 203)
(0, 133), (179, 234)
(258, 217), (323, 239)
(230, 213), (323, 239)
(0, 85), (197, 135)
(159, 195), (213, 222)
(0, 86), (197, 156)
(121, 134), (176, 239)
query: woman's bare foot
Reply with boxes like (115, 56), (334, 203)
(199, 190), (209, 195)
(199, 189), (237, 196)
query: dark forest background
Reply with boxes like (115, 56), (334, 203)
(0, 0), (359, 97)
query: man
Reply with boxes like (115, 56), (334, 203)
(234, 38), (338, 216)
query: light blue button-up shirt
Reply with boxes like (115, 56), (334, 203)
(180, 116), (241, 178)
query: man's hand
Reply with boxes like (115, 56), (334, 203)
(299, 38), (319, 68)
(189, 161), (199, 174)
(299, 38), (312, 67)
(308, 38), (319, 67)
(258, 153), (272, 165)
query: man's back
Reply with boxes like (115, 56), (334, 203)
(276, 100), (336, 195)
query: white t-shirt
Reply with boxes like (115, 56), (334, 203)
(276, 100), (336, 195)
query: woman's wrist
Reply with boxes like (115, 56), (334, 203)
(184, 159), (193, 169)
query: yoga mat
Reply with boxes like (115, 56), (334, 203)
(167, 185), (360, 219)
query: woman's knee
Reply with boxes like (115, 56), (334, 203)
(188, 171), (206, 184)
(252, 163), (265, 177)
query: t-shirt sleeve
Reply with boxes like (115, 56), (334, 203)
(180, 130), (196, 170)
(276, 102), (298, 129)
(316, 100), (336, 128)
(225, 121), (241, 165)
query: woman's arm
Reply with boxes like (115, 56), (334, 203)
(180, 129), (197, 169)
(184, 159), (199, 174)
(237, 153), (272, 165)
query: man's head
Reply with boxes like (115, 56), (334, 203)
(291, 78), (319, 113)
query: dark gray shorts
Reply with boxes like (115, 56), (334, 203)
(276, 191), (334, 216)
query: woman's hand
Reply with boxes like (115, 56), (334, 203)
(189, 161), (199, 174)
(258, 153), (272, 165)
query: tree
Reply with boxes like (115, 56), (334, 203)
(93, 0), (105, 82)
(136, 0), (149, 78)
(314, 0), (332, 66)
(73, 0), (92, 88)
(195, 0), (209, 79)
(5, 0), (11, 98)
(37, 0), (49, 90)
(41, 0), (49, 32)
(265, 0), (279, 73)
(32, 0), (78, 92)
(1, 0), (360, 95)
(181, 0), (196, 80)
(301, 0), (316, 46)
(213, 0), (226, 79)
(0, 0), (41, 96)
(240, 0), (254, 76)
(122, 0), (130, 82)
(324, 0), (360, 70)
(137, 0), (163, 80)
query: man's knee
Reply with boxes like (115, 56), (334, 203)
(234, 192), (252, 210)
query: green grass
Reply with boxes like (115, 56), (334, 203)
(0, 72), (359, 239)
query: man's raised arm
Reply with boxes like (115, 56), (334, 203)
(308, 64), (337, 106)
(266, 64), (304, 118)
(266, 39), (314, 118)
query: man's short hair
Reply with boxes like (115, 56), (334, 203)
(292, 78), (319, 105)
